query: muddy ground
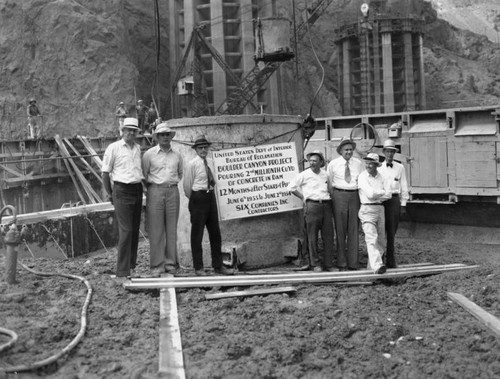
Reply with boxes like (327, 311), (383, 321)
(1, 231), (499, 379)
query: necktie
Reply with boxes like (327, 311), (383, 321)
(204, 159), (215, 188)
(344, 161), (351, 183)
(387, 163), (393, 168)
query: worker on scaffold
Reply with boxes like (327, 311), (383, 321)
(27, 98), (42, 139)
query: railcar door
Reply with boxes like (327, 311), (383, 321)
(409, 135), (449, 189)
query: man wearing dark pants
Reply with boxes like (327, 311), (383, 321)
(102, 117), (144, 282)
(289, 151), (335, 272)
(327, 137), (363, 270)
(378, 139), (409, 268)
(183, 135), (233, 276)
(142, 123), (183, 276)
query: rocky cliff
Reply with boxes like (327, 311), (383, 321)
(0, 0), (499, 139)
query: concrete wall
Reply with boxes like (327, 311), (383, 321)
(165, 114), (305, 269)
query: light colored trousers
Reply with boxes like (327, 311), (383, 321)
(146, 184), (180, 269)
(358, 204), (386, 272)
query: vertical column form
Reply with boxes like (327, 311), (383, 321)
(381, 33), (394, 113)
(240, 0), (257, 114)
(372, 22), (381, 113)
(417, 34), (426, 110)
(342, 39), (352, 115)
(211, 0), (228, 110)
(403, 32), (416, 111)
(260, 0), (280, 114)
(168, 1), (185, 118)
(359, 30), (370, 115)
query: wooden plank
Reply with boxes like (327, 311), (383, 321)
(159, 287), (186, 378)
(63, 138), (103, 183)
(130, 263), (463, 284)
(447, 292), (500, 337)
(54, 136), (87, 204)
(0, 164), (32, 178)
(125, 264), (478, 290)
(77, 135), (103, 170)
(205, 286), (297, 300)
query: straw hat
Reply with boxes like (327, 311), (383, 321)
(153, 123), (176, 138)
(122, 117), (140, 130)
(306, 150), (325, 167)
(336, 137), (356, 154)
(382, 139), (399, 151)
(363, 152), (381, 166)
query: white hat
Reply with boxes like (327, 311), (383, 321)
(306, 150), (326, 167)
(153, 123), (176, 137)
(123, 117), (140, 130)
(382, 139), (399, 151)
(363, 152), (381, 166)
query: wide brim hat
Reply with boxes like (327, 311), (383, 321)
(122, 117), (140, 130)
(363, 152), (381, 166)
(153, 123), (176, 138)
(336, 137), (356, 154)
(191, 134), (212, 149)
(306, 150), (325, 167)
(382, 139), (399, 151)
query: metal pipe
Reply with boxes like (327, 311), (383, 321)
(1, 205), (19, 284)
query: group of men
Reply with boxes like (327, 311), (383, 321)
(115, 100), (159, 135)
(102, 117), (232, 283)
(289, 137), (408, 275)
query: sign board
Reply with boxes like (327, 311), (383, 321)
(212, 142), (303, 221)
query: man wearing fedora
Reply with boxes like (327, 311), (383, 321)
(327, 137), (363, 271)
(142, 123), (183, 276)
(102, 117), (144, 283)
(358, 152), (391, 274)
(378, 139), (409, 268)
(183, 135), (233, 276)
(289, 151), (335, 272)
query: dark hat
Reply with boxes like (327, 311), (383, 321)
(191, 135), (212, 149)
(336, 137), (356, 155)
(306, 150), (326, 167)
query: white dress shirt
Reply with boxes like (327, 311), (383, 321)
(358, 170), (391, 205)
(183, 155), (215, 198)
(142, 145), (183, 185)
(288, 168), (331, 201)
(327, 156), (364, 190)
(378, 161), (409, 206)
(102, 139), (143, 183)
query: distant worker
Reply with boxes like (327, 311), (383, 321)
(102, 117), (144, 284)
(358, 153), (391, 274)
(327, 137), (363, 271)
(142, 123), (183, 277)
(183, 135), (233, 276)
(136, 99), (149, 134)
(378, 139), (409, 268)
(147, 102), (158, 133)
(27, 98), (41, 139)
(289, 150), (335, 272)
(115, 102), (128, 134)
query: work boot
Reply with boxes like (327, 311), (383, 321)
(375, 265), (387, 275)
(195, 269), (207, 276)
(214, 266), (234, 275)
(313, 266), (323, 273)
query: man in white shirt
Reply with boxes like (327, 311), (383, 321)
(102, 118), (144, 281)
(289, 151), (335, 272)
(378, 139), (409, 268)
(183, 135), (233, 276)
(358, 153), (391, 274)
(327, 137), (363, 270)
(142, 123), (183, 276)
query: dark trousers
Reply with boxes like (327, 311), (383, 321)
(188, 190), (222, 271)
(383, 195), (400, 267)
(332, 190), (360, 269)
(113, 182), (143, 277)
(305, 201), (334, 268)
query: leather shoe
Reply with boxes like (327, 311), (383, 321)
(151, 267), (164, 277)
(214, 266), (234, 275)
(375, 265), (387, 274)
(313, 266), (323, 272)
(325, 267), (338, 272)
(195, 269), (207, 276)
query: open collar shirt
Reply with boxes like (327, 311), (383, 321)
(102, 139), (143, 183)
(378, 160), (409, 206)
(358, 170), (391, 205)
(327, 156), (363, 190)
(183, 155), (215, 198)
(288, 168), (331, 201)
(142, 145), (183, 185)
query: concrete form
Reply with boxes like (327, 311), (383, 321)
(167, 0), (282, 118)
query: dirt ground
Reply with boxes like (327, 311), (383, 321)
(1, 231), (499, 379)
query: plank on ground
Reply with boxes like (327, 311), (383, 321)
(447, 292), (500, 337)
(205, 286), (297, 300)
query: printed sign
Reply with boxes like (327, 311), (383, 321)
(212, 142), (303, 220)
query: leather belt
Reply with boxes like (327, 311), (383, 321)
(362, 203), (383, 206)
(306, 199), (331, 204)
(392, 193), (399, 197)
(151, 183), (178, 188)
(334, 188), (357, 192)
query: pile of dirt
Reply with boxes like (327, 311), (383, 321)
(1, 235), (499, 378)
